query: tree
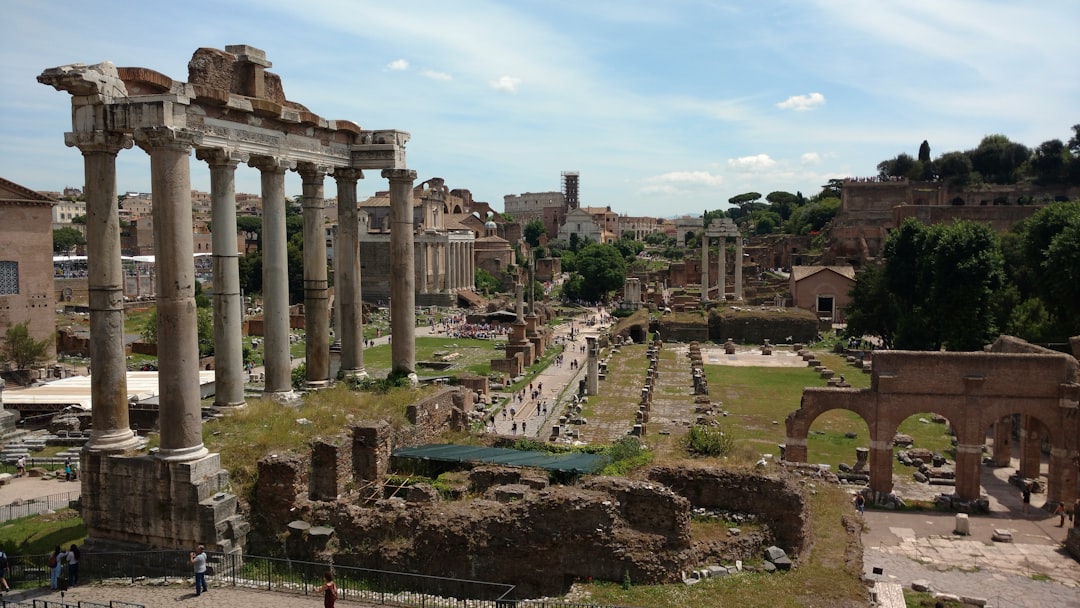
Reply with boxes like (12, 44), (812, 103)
(1026, 139), (1068, 185)
(140, 308), (215, 358)
(969, 134), (1030, 184)
(846, 218), (1003, 350)
(643, 231), (668, 246)
(935, 151), (974, 188)
(727, 192), (762, 207)
(2, 322), (51, 370)
(53, 226), (85, 254)
(877, 153), (922, 180)
(613, 236), (644, 261)
(765, 191), (798, 220)
(567, 243), (626, 302)
(475, 267), (500, 294)
(523, 219), (546, 247)
(918, 140), (931, 163)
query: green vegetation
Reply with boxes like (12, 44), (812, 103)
(0, 510), (86, 558)
(685, 424), (735, 457)
(2, 321), (52, 370)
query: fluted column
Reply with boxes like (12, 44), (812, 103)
(250, 156), (292, 396)
(66, 131), (140, 453)
(418, 240), (428, 294)
(734, 236), (744, 301)
(468, 242), (475, 289)
(384, 168), (417, 375)
(335, 168), (364, 376)
(197, 149), (245, 409)
(700, 235), (709, 303)
(135, 127), (207, 461)
(718, 236), (726, 300)
(299, 163), (330, 387)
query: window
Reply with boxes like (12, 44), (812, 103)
(0, 261), (18, 295)
(817, 295), (834, 318)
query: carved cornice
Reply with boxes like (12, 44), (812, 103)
(64, 131), (133, 155)
(133, 127), (202, 153)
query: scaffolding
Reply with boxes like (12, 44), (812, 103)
(561, 171), (580, 209)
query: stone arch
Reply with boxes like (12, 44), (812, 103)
(786, 350), (1080, 506)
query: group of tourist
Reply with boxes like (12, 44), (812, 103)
(46, 544), (80, 590)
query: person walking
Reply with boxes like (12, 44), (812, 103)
(190, 544), (208, 596)
(15, 455), (25, 478)
(1022, 484), (1032, 515)
(318, 570), (338, 608)
(65, 544), (80, 586)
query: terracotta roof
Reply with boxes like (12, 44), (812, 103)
(0, 177), (57, 205)
(790, 265), (856, 282)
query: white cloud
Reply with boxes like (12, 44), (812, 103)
(727, 154), (776, 171)
(421, 69), (452, 81)
(800, 152), (821, 164)
(776, 92), (825, 111)
(387, 59), (409, 71)
(489, 75), (522, 93)
(646, 171), (725, 187)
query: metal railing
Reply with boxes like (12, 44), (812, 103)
(1, 551), (636, 608)
(0, 492), (80, 523)
(1, 601), (144, 608)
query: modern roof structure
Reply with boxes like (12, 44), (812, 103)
(391, 443), (609, 474)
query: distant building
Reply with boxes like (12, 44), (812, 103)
(789, 265), (855, 323)
(0, 177), (57, 365)
(557, 207), (606, 244)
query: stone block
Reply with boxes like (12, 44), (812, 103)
(910, 579), (932, 592)
(991, 529), (1013, 542)
(763, 545), (787, 562)
(954, 513), (970, 535)
(0, 473), (12, 485)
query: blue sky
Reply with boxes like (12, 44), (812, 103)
(1, 0), (1077, 217)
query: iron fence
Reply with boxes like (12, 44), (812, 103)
(0, 492), (80, 523)
(2, 551), (635, 608)
(0, 601), (144, 608)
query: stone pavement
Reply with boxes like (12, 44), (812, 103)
(862, 463), (1080, 607)
(2, 582), (374, 608)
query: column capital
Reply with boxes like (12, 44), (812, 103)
(381, 168), (417, 182)
(64, 130), (132, 155)
(333, 167), (364, 185)
(134, 127), (202, 153)
(195, 147), (245, 167)
(248, 154), (292, 173)
(297, 162), (333, 183)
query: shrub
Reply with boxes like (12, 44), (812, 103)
(686, 424), (735, 457)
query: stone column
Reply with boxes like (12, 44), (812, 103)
(700, 235), (708, 303)
(782, 437), (807, 463)
(868, 439), (894, 496)
(954, 443), (983, 501)
(433, 241), (443, 292)
(586, 336), (599, 395)
(734, 236), (744, 301)
(250, 156), (292, 396)
(1019, 415), (1043, 479)
(384, 168), (417, 375)
(66, 131), (140, 453)
(198, 149), (246, 408)
(418, 241), (428, 294)
(991, 416), (1012, 467)
(469, 242), (475, 289)
(1047, 447), (1077, 508)
(718, 236), (726, 300)
(299, 163), (330, 387)
(335, 168), (364, 377)
(135, 127), (208, 461)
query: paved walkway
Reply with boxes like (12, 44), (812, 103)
(862, 463), (1080, 607)
(2, 583), (369, 608)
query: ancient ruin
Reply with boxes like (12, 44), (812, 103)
(37, 44), (416, 551)
(785, 340), (1080, 512)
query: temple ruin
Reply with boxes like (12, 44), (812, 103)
(38, 44), (418, 551)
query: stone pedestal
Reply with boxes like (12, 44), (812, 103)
(81, 451), (247, 554)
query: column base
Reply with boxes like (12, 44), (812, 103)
(154, 443), (210, 462)
(304, 380), (332, 390)
(340, 368), (369, 380)
(213, 399), (247, 409)
(265, 390), (303, 406)
(85, 428), (143, 453)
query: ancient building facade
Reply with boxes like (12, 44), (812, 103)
(39, 44), (418, 552)
(0, 177), (57, 364)
(789, 265), (855, 322)
(357, 177), (475, 306)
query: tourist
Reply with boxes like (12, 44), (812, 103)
(1055, 502), (1066, 527)
(64, 458), (73, 481)
(66, 544), (80, 586)
(318, 570), (338, 607)
(15, 455), (25, 478)
(511, 422), (517, 434)
(190, 544), (208, 596)
(1022, 485), (1032, 515)
(48, 546), (67, 590)
(853, 493), (865, 515)
(0, 549), (10, 592)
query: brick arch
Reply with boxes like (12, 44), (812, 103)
(786, 350), (1080, 505)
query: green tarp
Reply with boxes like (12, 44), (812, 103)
(391, 443), (608, 474)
